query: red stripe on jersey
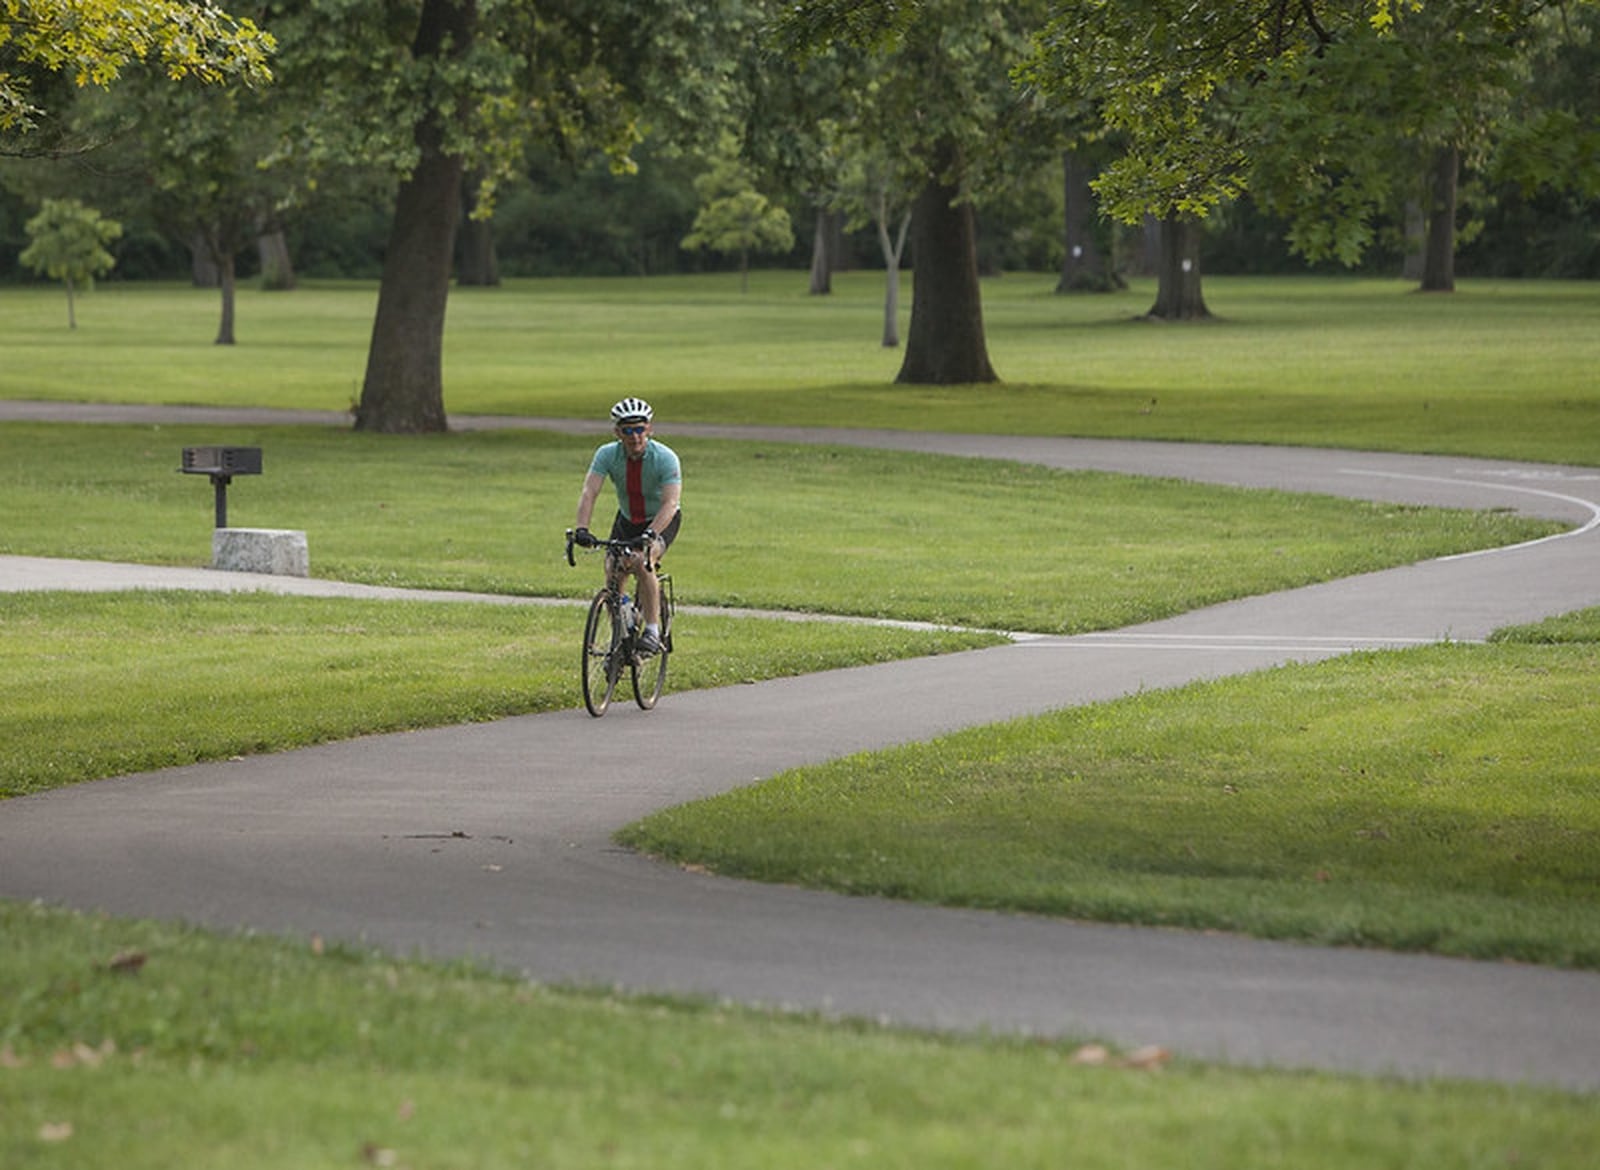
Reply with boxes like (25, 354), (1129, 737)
(625, 457), (648, 523)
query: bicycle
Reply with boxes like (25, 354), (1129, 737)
(565, 528), (674, 717)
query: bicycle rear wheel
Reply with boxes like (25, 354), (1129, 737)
(582, 590), (622, 717)
(631, 577), (671, 710)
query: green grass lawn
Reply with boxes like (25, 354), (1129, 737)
(0, 590), (996, 797)
(3, 274), (1598, 1158)
(3, 274), (1597, 463)
(3, 901), (1596, 1170)
(0, 420), (1556, 799)
(623, 607), (1600, 970)
(0, 423), (1557, 631)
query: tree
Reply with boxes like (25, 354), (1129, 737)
(19, 0), (327, 346)
(352, 0), (476, 434)
(682, 188), (793, 291)
(898, 133), (997, 381)
(1236, 2), (1551, 293)
(19, 196), (119, 326)
(742, 25), (923, 321)
(681, 135), (794, 292)
(1, 0), (274, 154)
(835, 142), (913, 346)
(775, 0), (1049, 384)
(1057, 150), (1122, 293)
(1020, 1), (1599, 301)
(339, 0), (753, 432)
(101, 65), (301, 343)
(1474, 3), (1600, 276)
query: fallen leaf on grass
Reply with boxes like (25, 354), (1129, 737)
(107, 950), (147, 974)
(1069, 1042), (1171, 1070)
(1122, 1045), (1172, 1070)
(1, 1046), (26, 1069)
(49, 1040), (115, 1069)
(39, 1122), (74, 1142)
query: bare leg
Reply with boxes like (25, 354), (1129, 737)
(633, 540), (665, 625)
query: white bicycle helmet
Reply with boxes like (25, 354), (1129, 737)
(610, 397), (653, 424)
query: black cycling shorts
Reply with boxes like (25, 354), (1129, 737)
(610, 510), (681, 550)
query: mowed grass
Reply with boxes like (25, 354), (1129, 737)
(4, 274), (1599, 1153)
(0, 419), (1558, 798)
(5, 901), (1596, 1170)
(2, 274), (1597, 464)
(0, 590), (996, 797)
(0, 423), (1558, 631)
(621, 608), (1600, 970)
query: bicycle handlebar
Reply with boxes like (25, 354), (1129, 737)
(565, 528), (656, 571)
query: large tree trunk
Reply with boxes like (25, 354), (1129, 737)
(354, 0), (475, 434)
(1420, 145), (1458, 293)
(808, 205), (831, 295)
(897, 138), (997, 385)
(257, 228), (296, 291)
(1057, 151), (1120, 293)
(1145, 215), (1209, 321)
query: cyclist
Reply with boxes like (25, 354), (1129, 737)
(572, 397), (682, 655)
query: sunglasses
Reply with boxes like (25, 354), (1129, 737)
(617, 425), (649, 436)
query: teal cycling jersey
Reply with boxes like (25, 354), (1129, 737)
(588, 439), (681, 525)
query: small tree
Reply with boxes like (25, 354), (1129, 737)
(682, 140), (794, 293)
(20, 199), (121, 328)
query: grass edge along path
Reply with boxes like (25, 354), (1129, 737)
(0, 590), (999, 799)
(3, 900), (1597, 1170)
(620, 608), (1600, 972)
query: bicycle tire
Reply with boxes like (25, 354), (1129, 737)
(630, 576), (671, 710)
(582, 590), (622, 717)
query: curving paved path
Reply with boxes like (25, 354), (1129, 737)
(3, 402), (1600, 1091)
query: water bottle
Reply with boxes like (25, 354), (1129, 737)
(618, 593), (635, 632)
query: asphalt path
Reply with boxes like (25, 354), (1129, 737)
(3, 402), (1600, 1091)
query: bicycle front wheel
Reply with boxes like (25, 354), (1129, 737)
(631, 580), (671, 710)
(582, 591), (622, 717)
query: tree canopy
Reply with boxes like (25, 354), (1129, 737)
(1, 0), (274, 152)
(19, 194), (118, 325)
(1018, 0), (1599, 259)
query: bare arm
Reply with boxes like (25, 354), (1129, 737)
(650, 481), (681, 534)
(574, 472), (605, 530)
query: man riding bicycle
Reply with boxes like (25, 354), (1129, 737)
(572, 397), (682, 656)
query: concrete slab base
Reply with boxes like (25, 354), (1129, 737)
(212, 528), (309, 577)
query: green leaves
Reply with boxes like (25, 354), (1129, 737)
(18, 197), (120, 326)
(19, 196), (119, 281)
(680, 134), (794, 286)
(0, 0), (275, 140)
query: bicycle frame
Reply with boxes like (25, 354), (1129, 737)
(566, 529), (673, 716)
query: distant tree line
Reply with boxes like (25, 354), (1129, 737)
(3, 146), (1593, 286)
